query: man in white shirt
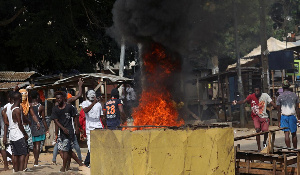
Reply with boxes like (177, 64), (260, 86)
(277, 80), (300, 148)
(81, 90), (104, 167)
(81, 90), (104, 150)
(1, 91), (15, 171)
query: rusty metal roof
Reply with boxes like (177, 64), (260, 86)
(0, 82), (30, 91)
(53, 73), (133, 85)
(0, 71), (39, 81)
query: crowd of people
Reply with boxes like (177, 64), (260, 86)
(3, 77), (299, 172)
(0, 78), (133, 173)
(233, 80), (300, 150)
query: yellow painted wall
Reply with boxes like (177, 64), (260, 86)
(91, 128), (234, 175)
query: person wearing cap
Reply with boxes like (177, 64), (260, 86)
(277, 80), (300, 148)
(103, 89), (126, 130)
(233, 85), (277, 151)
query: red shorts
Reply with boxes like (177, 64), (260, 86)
(253, 117), (269, 131)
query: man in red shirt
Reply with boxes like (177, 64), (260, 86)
(233, 86), (277, 150)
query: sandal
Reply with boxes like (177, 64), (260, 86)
(24, 168), (33, 172)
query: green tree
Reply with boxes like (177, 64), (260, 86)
(0, 0), (135, 74)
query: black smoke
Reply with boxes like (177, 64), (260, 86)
(109, 0), (231, 56)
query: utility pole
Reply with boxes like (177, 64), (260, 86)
(119, 37), (125, 77)
(234, 0), (245, 127)
(259, 0), (269, 93)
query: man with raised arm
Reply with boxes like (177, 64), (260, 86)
(51, 91), (81, 172)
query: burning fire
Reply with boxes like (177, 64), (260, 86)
(130, 44), (184, 130)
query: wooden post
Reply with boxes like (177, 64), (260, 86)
(283, 153), (287, 174)
(270, 70), (275, 126)
(267, 131), (272, 154)
(293, 74), (295, 84)
(44, 89), (48, 116)
(221, 76), (226, 121)
(246, 159), (250, 173)
(217, 74), (220, 120)
(272, 70), (275, 99)
(234, 146), (238, 169)
(196, 76), (201, 118)
(104, 81), (107, 102)
(225, 75), (232, 120)
(270, 73), (274, 125)
(234, 0), (245, 127)
(270, 112), (273, 126)
(271, 132), (275, 154)
(259, 0), (269, 94)
(217, 74), (220, 100)
(297, 152), (300, 175)
(273, 160), (277, 174)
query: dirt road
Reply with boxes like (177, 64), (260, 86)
(0, 147), (90, 175)
(0, 125), (298, 174)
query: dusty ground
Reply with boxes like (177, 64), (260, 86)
(0, 147), (90, 175)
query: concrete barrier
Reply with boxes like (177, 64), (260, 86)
(91, 128), (234, 175)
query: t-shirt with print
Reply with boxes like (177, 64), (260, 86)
(51, 104), (78, 141)
(81, 100), (103, 134)
(246, 93), (272, 118)
(104, 98), (123, 128)
(276, 91), (299, 116)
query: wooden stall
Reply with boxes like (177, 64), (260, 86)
(193, 67), (261, 122)
(235, 127), (300, 175)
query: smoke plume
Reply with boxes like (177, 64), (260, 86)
(109, 0), (230, 55)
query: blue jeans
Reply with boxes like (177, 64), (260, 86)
(52, 135), (82, 162)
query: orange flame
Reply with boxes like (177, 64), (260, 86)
(131, 44), (184, 130)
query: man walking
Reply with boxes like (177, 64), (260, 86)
(277, 80), (300, 148)
(51, 91), (80, 172)
(233, 86), (277, 150)
(52, 78), (83, 164)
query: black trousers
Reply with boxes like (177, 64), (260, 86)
(84, 151), (90, 166)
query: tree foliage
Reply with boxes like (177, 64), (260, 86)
(0, 0), (299, 74)
(0, 0), (135, 74)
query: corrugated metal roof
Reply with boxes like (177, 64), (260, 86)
(0, 71), (39, 81)
(0, 82), (29, 91)
(53, 73), (133, 85)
